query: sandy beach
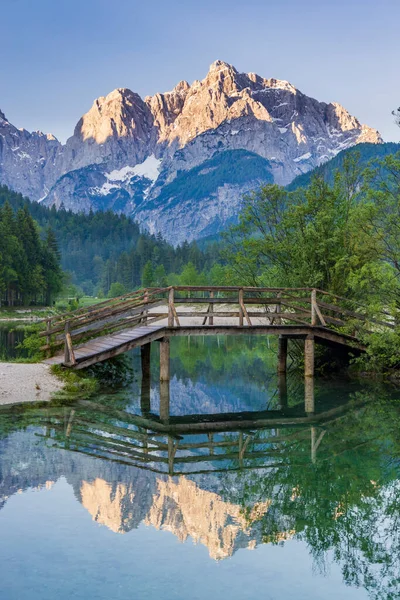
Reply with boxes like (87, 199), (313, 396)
(0, 362), (63, 405)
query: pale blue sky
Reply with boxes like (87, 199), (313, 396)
(1, 0), (399, 142)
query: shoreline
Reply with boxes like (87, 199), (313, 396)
(0, 362), (63, 405)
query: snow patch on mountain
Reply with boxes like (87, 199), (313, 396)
(106, 155), (161, 184)
(294, 152), (312, 162)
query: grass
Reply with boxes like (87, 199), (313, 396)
(50, 364), (100, 399)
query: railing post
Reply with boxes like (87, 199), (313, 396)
(239, 288), (244, 326)
(64, 320), (70, 364)
(64, 320), (76, 366)
(275, 292), (282, 325)
(311, 289), (317, 326)
(209, 290), (214, 325)
(168, 287), (175, 327)
(143, 289), (149, 324)
(46, 318), (51, 347)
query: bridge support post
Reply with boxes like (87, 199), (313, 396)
(278, 373), (288, 408)
(160, 382), (170, 423)
(304, 334), (314, 378)
(141, 343), (151, 415)
(277, 335), (288, 374)
(305, 377), (315, 414)
(160, 338), (170, 382)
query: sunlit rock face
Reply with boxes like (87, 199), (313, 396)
(0, 61), (381, 242)
(77, 474), (272, 559)
(80, 479), (136, 534)
(145, 476), (271, 560)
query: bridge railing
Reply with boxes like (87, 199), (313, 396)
(163, 286), (395, 334)
(39, 286), (395, 364)
(39, 287), (171, 361)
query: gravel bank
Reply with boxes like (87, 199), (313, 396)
(0, 363), (63, 405)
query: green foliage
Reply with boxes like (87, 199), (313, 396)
(141, 261), (154, 287)
(107, 282), (127, 298)
(0, 201), (63, 306)
(356, 329), (400, 372)
(224, 156), (383, 296)
(84, 355), (134, 387)
(50, 365), (99, 399)
(19, 325), (43, 362)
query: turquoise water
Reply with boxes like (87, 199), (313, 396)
(0, 336), (399, 599)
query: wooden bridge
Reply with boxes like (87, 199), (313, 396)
(41, 286), (393, 377)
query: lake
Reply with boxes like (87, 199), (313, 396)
(0, 335), (399, 600)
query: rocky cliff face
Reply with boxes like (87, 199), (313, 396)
(0, 111), (61, 200)
(0, 61), (382, 243)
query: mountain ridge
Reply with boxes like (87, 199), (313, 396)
(0, 60), (382, 243)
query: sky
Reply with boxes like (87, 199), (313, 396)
(1, 0), (399, 143)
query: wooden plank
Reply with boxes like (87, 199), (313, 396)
(72, 329), (166, 368)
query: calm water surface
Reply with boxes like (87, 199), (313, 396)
(0, 336), (399, 600)
(0, 324), (29, 360)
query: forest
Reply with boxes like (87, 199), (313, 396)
(0, 185), (218, 299)
(0, 202), (63, 306)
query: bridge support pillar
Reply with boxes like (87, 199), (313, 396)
(160, 382), (170, 423)
(305, 377), (315, 414)
(160, 338), (170, 382)
(304, 335), (314, 378)
(141, 343), (151, 415)
(277, 335), (288, 374)
(278, 373), (288, 409)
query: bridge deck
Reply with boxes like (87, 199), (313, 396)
(44, 325), (165, 368)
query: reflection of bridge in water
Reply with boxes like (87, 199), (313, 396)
(35, 378), (366, 476)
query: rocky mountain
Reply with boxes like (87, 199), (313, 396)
(0, 61), (382, 243)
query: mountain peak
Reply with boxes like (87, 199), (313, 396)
(173, 80), (190, 94)
(208, 59), (237, 74)
(0, 109), (6, 121)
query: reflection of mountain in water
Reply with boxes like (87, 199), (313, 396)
(79, 475), (275, 559)
(150, 376), (275, 416)
(0, 427), (291, 559)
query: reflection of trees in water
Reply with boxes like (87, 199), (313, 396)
(170, 336), (278, 386)
(220, 392), (400, 600)
(0, 325), (28, 360)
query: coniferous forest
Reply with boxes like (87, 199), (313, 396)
(0, 185), (218, 302)
(0, 201), (63, 306)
